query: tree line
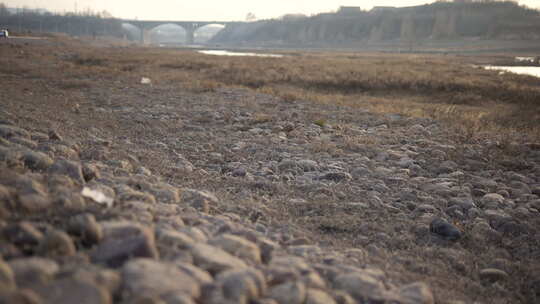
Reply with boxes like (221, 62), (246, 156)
(212, 0), (540, 45)
(0, 3), (124, 37)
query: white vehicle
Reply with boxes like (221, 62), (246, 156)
(0, 29), (8, 39)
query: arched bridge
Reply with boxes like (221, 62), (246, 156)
(122, 20), (242, 44)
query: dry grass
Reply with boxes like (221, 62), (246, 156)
(60, 47), (539, 144)
(4, 39), (539, 143)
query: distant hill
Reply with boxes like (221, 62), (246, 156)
(212, 0), (540, 46)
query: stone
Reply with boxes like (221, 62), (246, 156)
(480, 193), (505, 208)
(0, 289), (42, 304)
(33, 277), (111, 304)
(318, 172), (352, 182)
(0, 259), (15, 291)
(121, 259), (200, 300)
(305, 289), (337, 304)
(217, 268), (265, 302)
(174, 262), (213, 285)
(399, 282), (434, 304)
(268, 281), (306, 304)
(67, 213), (103, 246)
(288, 245), (322, 257)
(82, 163), (101, 182)
(429, 218), (461, 241)
(0, 125), (30, 139)
(48, 130), (63, 141)
(70, 267), (121, 295)
(48, 160), (85, 184)
(156, 230), (196, 251)
(179, 189), (219, 213)
(91, 222), (158, 267)
(209, 234), (261, 263)
(37, 229), (76, 257)
(479, 268), (508, 283)
(8, 257), (59, 288)
(17, 194), (51, 213)
(22, 151), (53, 171)
(334, 272), (386, 301)
(189, 243), (247, 275)
(3, 221), (44, 251)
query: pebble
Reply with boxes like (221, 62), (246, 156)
(189, 243), (247, 275)
(479, 268), (509, 283)
(37, 229), (77, 257)
(268, 281), (306, 304)
(0, 259), (16, 291)
(8, 257), (59, 288)
(429, 218), (462, 241)
(48, 160), (85, 184)
(121, 259), (200, 300)
(91, 222), (158, 267)
(67, 214), (103, 246)
(209, 234), (262, 263)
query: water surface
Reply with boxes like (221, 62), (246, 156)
(485, 66), (540, 78)
(198, 50), (283, 58)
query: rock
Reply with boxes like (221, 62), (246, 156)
(305, 289), (337, 304)
(3, 222), (44, 251)
(399, 282), (434, 304)
(288, 245), (322, 257)
(209, 234), (261, 263)
(37, 229), (76, 257)
(0, 125), (30, 139)
(480, 193), (505, 209)
(179, 189), (219, 213)
(334, 272), (386, 301)
(67, 214), (103, 246)
(429, 218), (461, 241)
(48, 160), (85, 184)
(70, 267), (121, 295)
(8, 257), (59, 288)
(91, 222), (158, 267)
(0, 259), (16, 291)
(268, 281), (306, 304)
(188, 243), (247, 275)
(121, 259), (200, 300)
(259, 238), (278, 264)
(174, 262), (213, 285)
(116, 190), (156, 205)
(33, 277), (111, 304)
(479, 268), (508, 283)
(156, 229), (196, 251)
(216, 268), (265, 302)
(82, 163), (100, 182)
(47, 130), (63, 141)
(0, 289), (42, 304)
(318, 172), (352, 182)
(17, 194), (51, 213)
(22, 151), (53, 171)
(333, 291), (356, 304)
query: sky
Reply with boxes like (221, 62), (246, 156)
(3, 0), (540, 21)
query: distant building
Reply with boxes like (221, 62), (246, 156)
(282, 14), (307, 21)
(337, 6), (361, 15)
(371, 6), (397, 13)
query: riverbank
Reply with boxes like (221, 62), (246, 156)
(0, 36), (539, 303)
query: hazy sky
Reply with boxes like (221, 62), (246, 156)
(3, 0), (540, 21)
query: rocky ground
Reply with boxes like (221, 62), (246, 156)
(1, 38), (540, 303)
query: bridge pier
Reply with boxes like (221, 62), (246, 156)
(186, 28), (195, 45)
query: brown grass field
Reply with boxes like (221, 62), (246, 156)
(5, 35), (539, 146)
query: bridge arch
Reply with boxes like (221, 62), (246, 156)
(122, 20), (241, 45)
(193, 23), (225, 43)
